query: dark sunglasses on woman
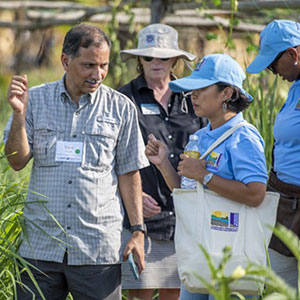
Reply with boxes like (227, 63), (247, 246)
(142, 56), (171, 62)
(267, 51), (285, 73)
(267, 47), (298, 73)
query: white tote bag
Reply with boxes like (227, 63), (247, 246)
(173, 122), (280, 295)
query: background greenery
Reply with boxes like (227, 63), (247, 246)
(0, 0), (294, 298)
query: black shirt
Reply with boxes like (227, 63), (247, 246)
(119, 74), (206, 238)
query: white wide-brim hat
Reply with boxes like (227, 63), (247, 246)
(120, 23), (196, 62)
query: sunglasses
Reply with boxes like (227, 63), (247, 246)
(142, 56), (171, 62)
(267, 51), (285, 73)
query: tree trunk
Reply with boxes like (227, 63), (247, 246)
(151, 0), (168, 24)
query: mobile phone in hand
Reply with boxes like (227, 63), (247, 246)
(128, 252), (139, 280)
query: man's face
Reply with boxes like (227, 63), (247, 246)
(61, 43), (110, 102)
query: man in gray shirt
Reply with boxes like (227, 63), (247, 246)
(4, 24), (149, 299)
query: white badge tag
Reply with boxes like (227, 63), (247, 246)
(141, 104), (160, 115)
(55, 141), (83, 162)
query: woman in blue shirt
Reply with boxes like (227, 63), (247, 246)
(145, 53), (268, 300)
(247, 19), (300, 290)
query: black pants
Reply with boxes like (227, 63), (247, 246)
(16, 254), (121, 300)
(268, 169), (300, 256)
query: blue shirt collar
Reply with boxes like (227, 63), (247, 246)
(204, 112), (244, 139)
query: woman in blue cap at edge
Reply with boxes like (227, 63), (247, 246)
(247, 19), (300, 290)
(145, 53), (268, 300)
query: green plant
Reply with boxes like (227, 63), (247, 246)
(104, 0), (136, 88)
(0, 142), (47, 300)
(0, 142), (69, 299)
(193, 245), (258, 300)
(244, 72), (288, 170)
(193, 224), (300, 300)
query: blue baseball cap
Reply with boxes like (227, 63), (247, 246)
(247, 20), (300, 73)
(169, 53), (253, 101)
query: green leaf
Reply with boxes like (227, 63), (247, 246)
(205, 32), (218, 41)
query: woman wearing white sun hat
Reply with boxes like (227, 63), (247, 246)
(145, 53), (268, 300)
(119, 24), (207, 300)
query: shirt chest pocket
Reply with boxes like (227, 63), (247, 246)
(82, 117), (119, 173)
(33, 127), (63, 167)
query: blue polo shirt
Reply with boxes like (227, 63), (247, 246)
(273, 79), (300, 186)
(195, 113), (268, 184)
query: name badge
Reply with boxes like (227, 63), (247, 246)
(55, 141), (83, 162)
(141, 104), (160, 115)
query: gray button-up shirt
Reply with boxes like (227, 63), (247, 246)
(4, 78), (149, 265)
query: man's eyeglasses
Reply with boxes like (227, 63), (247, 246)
(267, 51), (285, 73)
(142, 56), (171, 62)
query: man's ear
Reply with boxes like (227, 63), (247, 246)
(61, 53), (69, 70)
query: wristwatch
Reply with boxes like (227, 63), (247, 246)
(131, 224), (147, 235)
(202, 172), (214, 187)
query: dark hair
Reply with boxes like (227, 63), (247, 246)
(216, 82), (251, 113)
(62, 24), (111, 57)
(137, 60), (144, 73)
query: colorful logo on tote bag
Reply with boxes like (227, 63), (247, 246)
(211, 210), (239, 232)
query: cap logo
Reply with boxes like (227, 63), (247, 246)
(195, 59), (206, 71)
(145, 34), (155, 46)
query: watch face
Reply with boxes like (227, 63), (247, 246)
(203, 173), (213, 185)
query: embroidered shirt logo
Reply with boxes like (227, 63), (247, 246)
(295, 97), (300, 110)
(211, 210), (239, 232)
(206, 151), (223, 170)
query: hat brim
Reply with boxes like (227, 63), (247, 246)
(246, 52), (278, 73)
(120, 47), (196, 62)
(169, 76), (253, 101)
(169, 77), (217, 92)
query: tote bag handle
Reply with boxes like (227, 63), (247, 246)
(199, 121), (248, 160)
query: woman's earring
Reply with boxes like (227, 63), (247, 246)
(294, 61), (298, 66)
(222, 102), (227, 113)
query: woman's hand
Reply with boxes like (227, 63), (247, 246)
(145, 134), (168, 167)
(178, 153), (266, 207)
(142, 192), (161, 218)
(145, 134), (181, 190)
(178, 154), (208, 183)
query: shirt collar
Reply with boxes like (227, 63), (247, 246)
(136, 75), (149, 91)
(204, 112), (244, 139)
